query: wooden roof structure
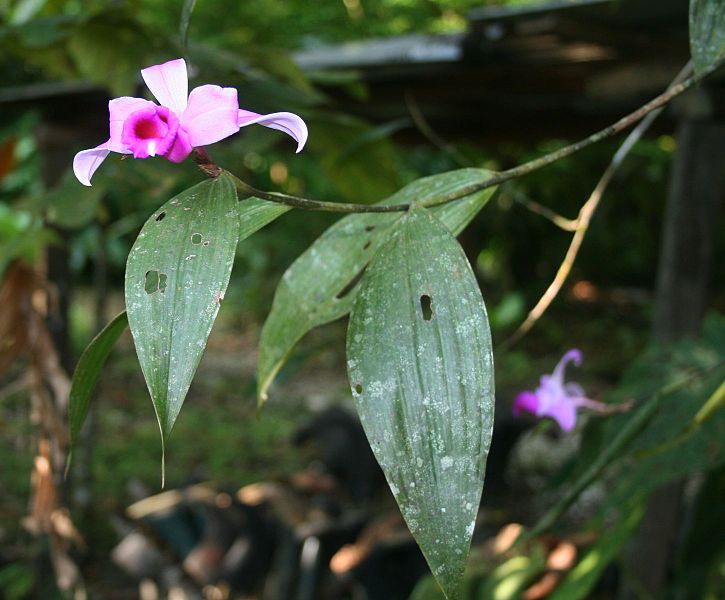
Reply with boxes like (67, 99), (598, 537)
(294, 0), (722, 141)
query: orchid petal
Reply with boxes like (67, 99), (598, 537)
(238, 109), (308, 152)
(73, 144), (111, 186)
(141, 58), (189, 115)
(164, 128), (192, 163)
(551, 348), (582, 383)
(512, 391), (538, 417)
(109, 97), (157, 152)
(543, 399), (578, 432)
(181, 84), (240, 147)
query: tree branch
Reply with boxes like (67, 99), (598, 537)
(221, 57), (722, 215)
(501, 62), (694, 349)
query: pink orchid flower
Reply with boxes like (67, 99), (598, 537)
(513, 349), (616, 431)
(73, 58), (308, 186)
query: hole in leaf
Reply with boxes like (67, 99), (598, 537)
(155, 212), (166, 222)
(363, 241), (371, 251)
(354, 384), (363, 394)
(364, 225), (375, 232)
(202, 240), (210, 247)
(420, 294), (433, 321)
(191, 233), (203, 245)
(335, 267), (367, 300)
(144, 270), (167, 294)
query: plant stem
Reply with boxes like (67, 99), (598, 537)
(220, 57), (723, 214)
(501, 61), (694, 349)
(227, 172), (406, 212)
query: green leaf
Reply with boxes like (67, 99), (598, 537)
(237, 196), (291, 242)
(125, 175), (239, 465)
(68, 311), (128, 449)
(549, 499), (644, 600)
(45, 170), (105, 229)
(690, 0), (725, 76)
(179, 0), (197, 50)
(67, 15), (149, 96)
(475, 546), (547, 600)
(257, 168), (497, 404)
(346, 208), (494, 599)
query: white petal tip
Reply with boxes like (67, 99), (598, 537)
(73, 146), (110, 187)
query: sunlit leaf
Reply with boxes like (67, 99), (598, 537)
(68, 311), (128, 449)
(347, 208), (494, 599)
(690, 0), (725, 76)
(476, 546), (548, 600)
(549, 499), (644, 600)
(257, 168), (497, 404)
(125, 175), (239, 470)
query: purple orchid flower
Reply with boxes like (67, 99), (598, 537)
(73, 58), (308, 186)
(513, 349), (616, 431)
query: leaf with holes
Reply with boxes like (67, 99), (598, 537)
(125, 175), (239, 469)
(68, 311), (128, 450)
(690, 0), (725, 76)
(257, 168), (497, 405)
(347, 208), (494, 599)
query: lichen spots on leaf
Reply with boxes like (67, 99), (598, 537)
(144, 270), (167, 294)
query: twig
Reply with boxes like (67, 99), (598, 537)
(407, 94), (578, 230)
(192, 148), (222, 178)
(228, 173), (407, 213)
(405, 92), (469, 168)
(511, 190), (579, 231)
(218, 57), (720, 215)
(502, 62), (694, 349)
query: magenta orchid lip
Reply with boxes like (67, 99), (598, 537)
(73, 58), (308, 186)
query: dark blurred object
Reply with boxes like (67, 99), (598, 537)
(110, 408), (441, 599)
(113, 484), (278, 596)
(292, 406), (385, 504)
(330, 512), (429, 600)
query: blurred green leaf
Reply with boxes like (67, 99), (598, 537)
(347, 209), (494, 600)
(476, 547), (547, 600)
(179, 0), (197, 50)
(306, 113), (401, 202)
(125, 175), (239, 474)
(0, 204), (54, 276)
(0, 562), (34, 600)
(690, 0), (725, 76)
(257, 168), (498, 405)
(549, 499), (644, 600)
(673, 466), (725, 598)
(67, 15), (151, 96)
(45, 169), (104, 228)
(68, 311), (128, 449)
